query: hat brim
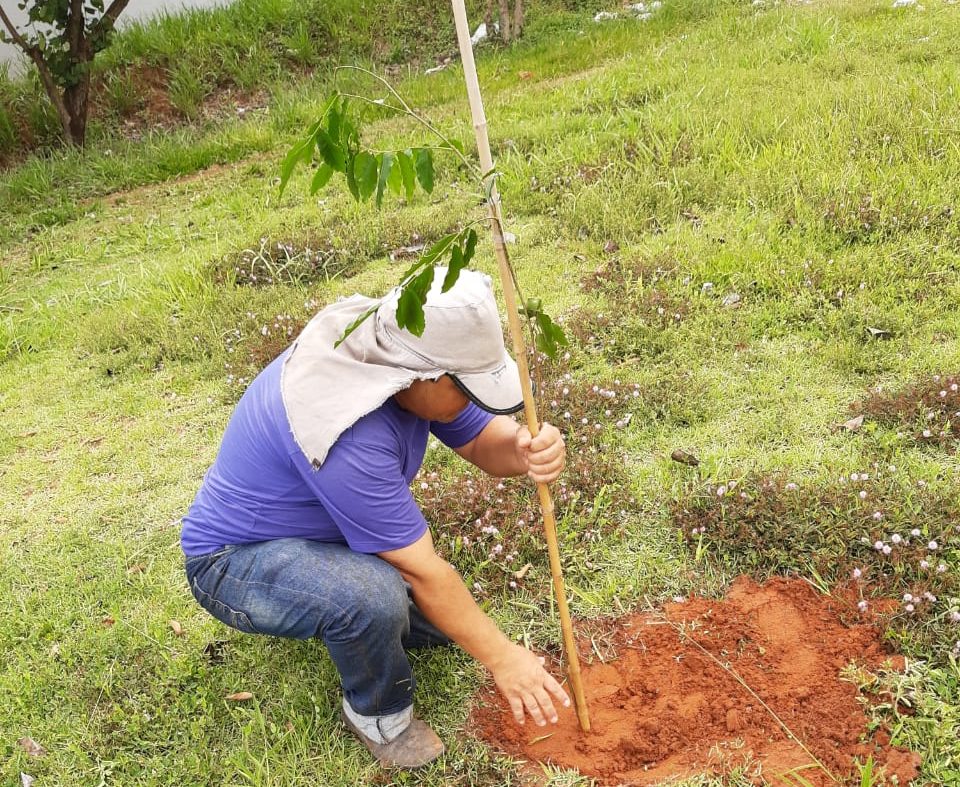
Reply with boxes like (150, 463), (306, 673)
(449, 353), (524, 415)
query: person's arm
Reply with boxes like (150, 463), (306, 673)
(378, 530), (570, 727)
(453, 415), (565, 482)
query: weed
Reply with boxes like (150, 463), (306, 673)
(167, 64), (208, 120)
(674, 470), (960, 662)
(854, 374), (960, 452)
(211, 235), (364, 289)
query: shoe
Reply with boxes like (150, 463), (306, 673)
(340, 709), (445, 768)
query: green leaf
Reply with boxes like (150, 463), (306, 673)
(413, 148), (434, 193)
(376, 152), (394, 208)
(397, 151), (416, 201)
(534, 311), (568, 359)
(442, 246), (466, 292)
(387, 156), (404, 195)
(315, 128), (346, 172)
(309, 163), (334, 195)
(396, 267), (435, 336)
(327, 101), (342, 145)
(335, 304), (379, 349)
(344, 153), (360, 200)
(441, 228), (476, 292)
(278, 118), (322, 196)
(462, 228), (478, 265)
(354, 152), (378, 201)
(419, 232), (458, 269)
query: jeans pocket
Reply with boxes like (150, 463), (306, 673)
(190, 577), (260, 635)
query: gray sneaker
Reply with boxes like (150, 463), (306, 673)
(340, 709), (445, 768)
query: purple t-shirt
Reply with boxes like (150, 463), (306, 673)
(180, 352), (493, 556)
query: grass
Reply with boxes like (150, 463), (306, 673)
(2, 0), (960, 784)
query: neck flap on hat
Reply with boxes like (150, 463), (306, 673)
(281, 294), (444, 468)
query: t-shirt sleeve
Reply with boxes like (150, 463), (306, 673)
(290, 433), (427, 554)
(430, 402), (495, 448)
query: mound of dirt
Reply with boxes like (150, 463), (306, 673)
(472, 577), (921, 786)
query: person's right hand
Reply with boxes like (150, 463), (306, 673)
(489, 642), (570, 726)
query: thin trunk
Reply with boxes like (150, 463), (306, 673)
(497, 0), (511, 42)
(483, 0), (493, 36)
(64, 74), (90, 146)
(512, 0), (524, 40)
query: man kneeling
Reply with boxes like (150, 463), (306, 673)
(180, 269), (569, 767)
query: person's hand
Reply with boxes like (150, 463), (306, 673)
(515, 422), (565, 483)
(489, 643), (570, 726)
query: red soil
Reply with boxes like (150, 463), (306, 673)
(472, 577), (922, 786)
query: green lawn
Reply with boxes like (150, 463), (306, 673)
(2, 0), (959, 784)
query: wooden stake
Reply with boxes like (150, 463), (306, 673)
(449, 0), (591, 733)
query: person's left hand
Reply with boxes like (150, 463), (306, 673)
(515, 422), (565, 484)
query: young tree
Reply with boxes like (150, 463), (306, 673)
(0, 0), (130, 146)
(483, 0), (523, 43)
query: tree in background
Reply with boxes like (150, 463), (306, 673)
(0, 0), (130, 146)
(484, 0), (523, 43)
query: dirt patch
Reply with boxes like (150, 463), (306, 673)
(472, 577), (921, 786)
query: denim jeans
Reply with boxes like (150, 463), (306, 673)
(184, 538), (451, 717)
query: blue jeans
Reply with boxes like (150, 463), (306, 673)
(184, 538), (451, 717)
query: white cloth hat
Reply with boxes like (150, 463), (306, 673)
(281, 268), (523, 467)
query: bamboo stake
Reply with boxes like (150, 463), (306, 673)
(449, 0), (591, 733)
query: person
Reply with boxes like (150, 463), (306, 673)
(180, 268), (570, 768)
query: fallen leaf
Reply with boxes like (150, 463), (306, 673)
(126, 563), (146, 575)
(285, 721), (295, 732)
(21, 774), (35, 787)
(17, 738), (45, 758)
(388, 243), (425, 262)
(842, 415), (864, 432)
(101, 616), (115, 627)
(48, 643), (61, 658)
(721, 292), (741, 308)
(514, 563), (534, 580)
(603, 240), (620, 254)
(225, 691), (254, 702)
(517, 70), (535, 80)
(866, 326), (892, 340)
(572, 254), (587, 262)
(169, 620), (185, 637)
(671, 449), (700, 467)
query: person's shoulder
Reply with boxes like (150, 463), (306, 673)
(346, 398), (418, 444)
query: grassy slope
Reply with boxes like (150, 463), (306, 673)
(2, 0), (959, 784)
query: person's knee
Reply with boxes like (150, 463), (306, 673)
(326, 559), (409, 641)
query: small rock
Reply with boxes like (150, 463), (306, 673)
(721, 292), (741, 307)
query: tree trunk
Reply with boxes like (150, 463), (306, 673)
(64, 75), (90, 146)
(498, 0), (512, 42)
(512, 0), (524, 40)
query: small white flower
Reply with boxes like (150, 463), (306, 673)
(874, 540), (885, 551)
(922, 429), (932, 438)
(850, 472), (860, 482)
(911, 528), (922, 537)
(891, 532), (901, 543)
(785, 482), (798, 491)
(920, 559), (930, 570)
(905, 603), (915, 613)
(923, 592), (936, 603)
(882, 545), (892, 555)
(928, 541), (939, 551)
(859, 490), (868, 500)
(852, 568), (862, 579)
(717, 485), (728, 497)
(875, 512), (885, 522)
(903, 593), (914, 602)
(937, 563), (947, 573)
(888, 465), (897, 472)
(857, 600), (869, 613)
(562, 387), (570, 396)
(950, 611), (960, 624)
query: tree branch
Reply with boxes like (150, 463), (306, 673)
(0, 2), (73, 139)
(94, 0), (131, 35)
